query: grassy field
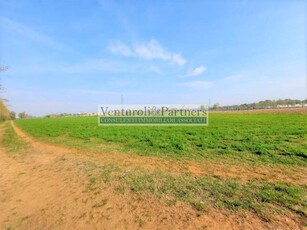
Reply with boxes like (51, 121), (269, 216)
(77, 160), (306, 220)
(12, 113), (307, 223)
(15, 114), (307, 166)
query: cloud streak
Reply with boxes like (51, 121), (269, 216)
(1, 17), (66, 50)
(108, 41), (133, 57)
(148, 65), (163, 74)
(186, 66), (206, 77)
(108, 39), (186, 66)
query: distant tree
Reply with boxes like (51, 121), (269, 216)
(200, 105), (207, 111)
(18, 112), (31, 119)
(45, 113), (59, 118)
(213, 103), (219, 111)
(10, 111), (16, 120)
(0, 66), (11, 120)
(0, 84), (9, 121)
(0, 100), (10, 120)
(214, 98), (307, 111)
(18, 112), (26, 119)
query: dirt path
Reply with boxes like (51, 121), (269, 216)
(11, 121), (307, 186)
(0, 122), (304, 229)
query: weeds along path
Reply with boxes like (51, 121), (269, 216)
(0, 122), (304, 229)
(10, 121), (307, 185)
(11, 120), (71, 156)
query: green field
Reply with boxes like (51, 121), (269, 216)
(8, 113), (307, 222)
(16, 114), (307, 166)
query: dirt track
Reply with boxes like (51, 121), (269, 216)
(0, 122), (304, 229)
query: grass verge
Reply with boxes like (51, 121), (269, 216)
(2, 122), (29, 156)
(78, 160), (307, 222)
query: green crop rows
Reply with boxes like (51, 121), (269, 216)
(15, 114), (307, 165)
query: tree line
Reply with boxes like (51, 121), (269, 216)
(211, 99), (307, 111)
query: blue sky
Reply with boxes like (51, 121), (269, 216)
(0, 0), (306, 116)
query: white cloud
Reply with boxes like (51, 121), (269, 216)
(133, 40), (169, 61)
(108, 41), (133, 57)
(148, 65), (163, 74)
(186, 66), (206, 77)
(171, 54), (186, 66)
(179, 80), (213, 89)
(108, 39), (186, 66)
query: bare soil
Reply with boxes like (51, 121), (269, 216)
(0, 122), (305, 229)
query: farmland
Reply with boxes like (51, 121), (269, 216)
(0, 112), (306, 229)
(15, 114), (307, 165)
